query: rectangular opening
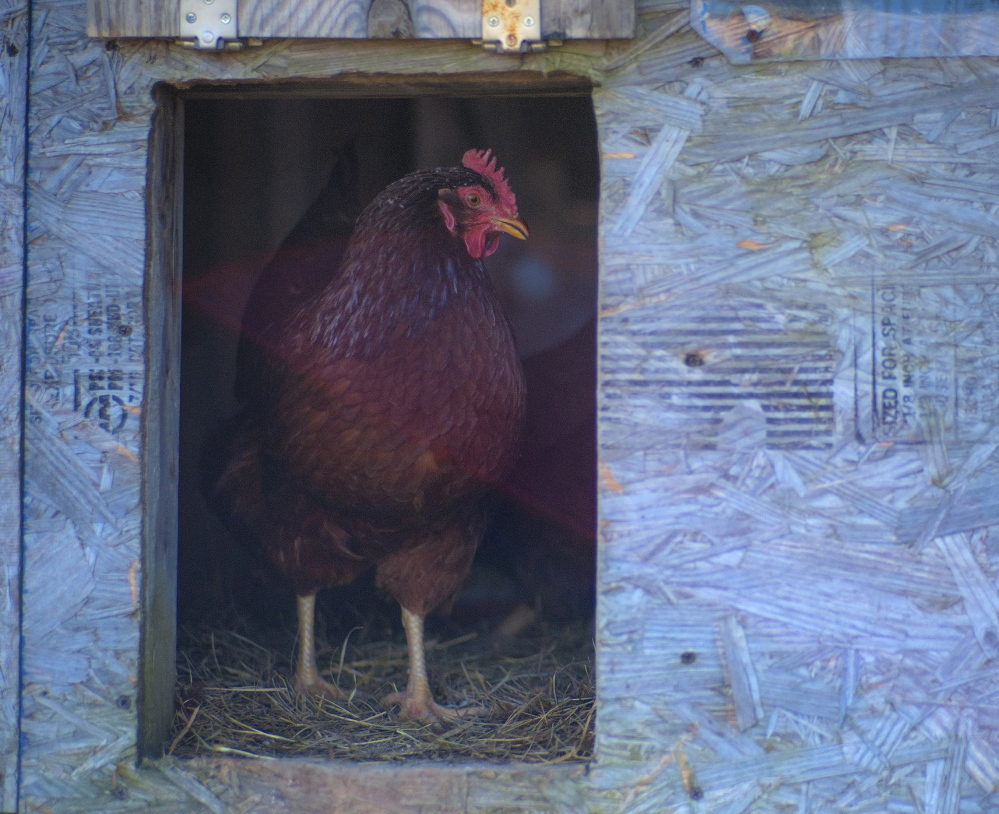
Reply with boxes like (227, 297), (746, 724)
(146, 78), (599, 763)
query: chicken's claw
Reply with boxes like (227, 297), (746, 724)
(295, 673), (347, 702)
(383, 689), (485, 723)
(386, 607), (485, 722)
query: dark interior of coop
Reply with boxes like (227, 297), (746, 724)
(172, 84), (598, 760)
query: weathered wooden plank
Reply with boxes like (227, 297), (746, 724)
(87, 0), (175, 38)
(241, 0), (374, 38)
(177, 70), (593, 98)
(89, 0), (634, 39)
(88, 0), (472, 39)
(243, 0), (480, 39)
(176, 759), (587, 813)
(0, 3), (27, 810)
(543, 0), (635, 39)
(138, 85), (183, 759)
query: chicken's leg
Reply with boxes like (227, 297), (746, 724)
(293, 592), (345, 700)
(384, 607), (484, 722)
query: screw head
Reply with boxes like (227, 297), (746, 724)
(220, 12), (231, 24)
(487, 15), (499, 26)
(185, 11), (197, 23)
(523, 15), (535, 26)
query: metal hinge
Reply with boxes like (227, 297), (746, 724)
(178, 0), (239, 49)
(479, 0), (548, 53)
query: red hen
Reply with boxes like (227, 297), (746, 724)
(211, 150), (527, 722)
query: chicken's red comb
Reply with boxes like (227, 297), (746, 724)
(462, 149), (517, 211)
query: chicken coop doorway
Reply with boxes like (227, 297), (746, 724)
(169, 81), (599, 761)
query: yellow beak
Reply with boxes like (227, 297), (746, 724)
(490, 215), (529, 240)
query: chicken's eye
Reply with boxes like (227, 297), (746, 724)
(465, 193), (481, 207)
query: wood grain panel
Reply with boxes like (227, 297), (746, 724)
(89, 0), (631, 39)
(411, 0), (478, 38)
(242, 0), (370, 38)
(544, 0), (635, 39)
(87, 0), (177, 37)
(241, 0), (480, 38)
(138, 86), (184, 759)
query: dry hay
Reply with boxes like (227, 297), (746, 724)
(170, 614), (594, 763)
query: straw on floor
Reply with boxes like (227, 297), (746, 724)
(171, 615), (594, 763)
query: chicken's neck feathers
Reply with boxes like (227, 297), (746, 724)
(302, 221), (497, 357)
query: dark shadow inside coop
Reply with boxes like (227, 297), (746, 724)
(176, 92), (598, 761)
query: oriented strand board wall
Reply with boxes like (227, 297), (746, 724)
(13, 0), (999, 811)
(595, 39), (999, 810)
(0, 3), (27, 811)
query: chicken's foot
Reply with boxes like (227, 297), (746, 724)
(294, 592), (345, 701)
(384, 606), (485, 723)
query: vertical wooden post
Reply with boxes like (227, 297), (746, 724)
(139, 86), (184, 758)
